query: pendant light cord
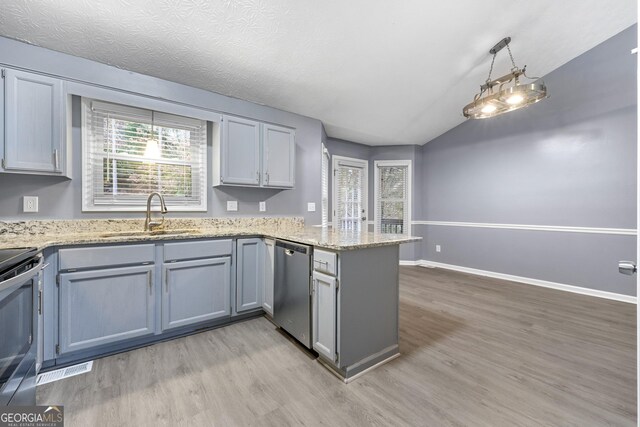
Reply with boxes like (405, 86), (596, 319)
(506, 43), (518, 71)
(486, 53), (497, 84)
(486, 40), (519, 85)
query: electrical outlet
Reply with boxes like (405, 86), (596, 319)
(23, 196), (39, 213)
(435, 245), (441, 253)
(226, 200), (238, 212)
(259, 201), (266, 212)
(307, 202), (316, 212)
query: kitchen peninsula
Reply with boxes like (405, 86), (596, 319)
(0, 217), (419, 382)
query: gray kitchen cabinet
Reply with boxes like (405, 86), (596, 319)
(218, 115), (261, 186)
(212, 114), (295, 189)
(1, 68), (68, 176)
(262, 124), (295, 188)
(58, 265), (155, 355)
(262, 238), (275, 316)
(236, 238), (263, 312)
(312, 270), (338, 362)
(312, 245), (400, 381)
(162, 257), (231, 331)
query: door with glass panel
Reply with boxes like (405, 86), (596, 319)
(332, 156), (368, 231)
(374, 160), (411, 235)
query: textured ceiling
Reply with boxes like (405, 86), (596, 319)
(0, 1), (636, 145)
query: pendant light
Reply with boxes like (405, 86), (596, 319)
(463, 37), (548, 119)
(144, 111), (161, 161)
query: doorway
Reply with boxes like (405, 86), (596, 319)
(332, 156), (368, 231)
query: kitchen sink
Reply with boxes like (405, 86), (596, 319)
(97, 229), (201, 238)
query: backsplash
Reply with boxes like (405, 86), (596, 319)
(0, 216), (304, 237)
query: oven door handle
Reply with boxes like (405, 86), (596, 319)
(0, 255), (44, 294)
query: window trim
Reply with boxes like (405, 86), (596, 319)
(331, 155), (369, 230)
(321, 144), (331, 227)
(81, 97), (209, 212)
(374, 160), (412, 235)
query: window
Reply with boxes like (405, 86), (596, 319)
(374, 160), (411, 235)
(82, 99), (207, 211)
(321, 144), (330, 227)
(332, 156), (368, 231)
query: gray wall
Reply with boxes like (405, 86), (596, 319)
(0, 37), (323, 224)
(420, 25), (637, 296)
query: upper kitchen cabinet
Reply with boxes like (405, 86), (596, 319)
(212, 114), (295, 189)
(262, 124), (295, 188)
(0, 68), (70, 177)
(218, 115), (261, 186)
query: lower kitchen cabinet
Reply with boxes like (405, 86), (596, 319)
(58, 265), (155, 354)
(312, 270), (337, 362)
(236, 238), (264, 312)
(162, 257), (231, 331)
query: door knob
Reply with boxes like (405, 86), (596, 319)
(618, 261), (637, 275)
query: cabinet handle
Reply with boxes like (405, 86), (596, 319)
(53, 149), (60, 171)
(256, 171), (260, 182)
(266, 172), (269, 184)
(165, 270), (169, 293)
(147, 271), (153, 295)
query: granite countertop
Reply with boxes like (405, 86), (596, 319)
(0, 218), (421, 251)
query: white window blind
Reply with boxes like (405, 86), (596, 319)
(375, 161), (411, 235)
(82, 99), (207, 211)
(321, 144), (330, 227)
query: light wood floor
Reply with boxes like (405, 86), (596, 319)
(38, 266), (637, 426)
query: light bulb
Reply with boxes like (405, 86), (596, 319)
(506, 94), (524, 105)
(481, 104), (497, 114)
(144, 139), (161, 161)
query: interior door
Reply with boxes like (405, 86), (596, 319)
(333, 156), (368, 231)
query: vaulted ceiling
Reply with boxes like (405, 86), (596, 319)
(0, 1), (636, 145)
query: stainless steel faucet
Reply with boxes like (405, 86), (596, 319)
(145, 192), (168, 231)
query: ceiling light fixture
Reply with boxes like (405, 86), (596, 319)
(463, 37), (548, 119)
(144, 111), (161, 162)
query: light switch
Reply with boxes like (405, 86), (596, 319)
(226, 200), (238, 212)
(259, 201), (266, 212)
(307, 202), (316, 212)
(23, 196), (39, 213)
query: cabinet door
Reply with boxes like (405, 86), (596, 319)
(312, 271), (337, 362)
(58, 265), (155, 354)
(236, 238), (263, 312)
(3, 69), (64, 173)
(262, 124), (295, 188)
(162, 257), (231, 331)
(221, 115), (261, 185)
(262, 239), (275, 315)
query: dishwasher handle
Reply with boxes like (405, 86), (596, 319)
(276, 239), (311, 255)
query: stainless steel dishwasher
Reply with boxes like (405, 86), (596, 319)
(273, 240), (312, 349)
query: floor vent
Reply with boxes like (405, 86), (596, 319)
(36, 361), (93, 386)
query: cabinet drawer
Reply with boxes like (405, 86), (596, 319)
(164, 239), (232, 261)
(59, 244), (155, 270)
(313, 249), (337, 276)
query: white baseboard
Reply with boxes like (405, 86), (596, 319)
(400, 259), (636, 304)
